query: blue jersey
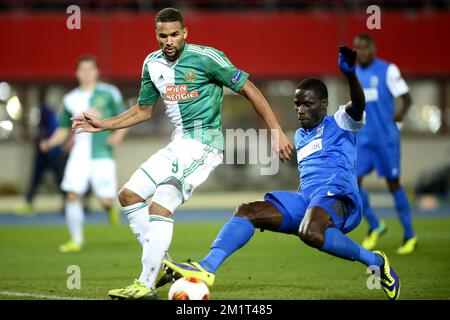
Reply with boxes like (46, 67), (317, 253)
(295, 106), (364, 197)
(356, 58), (409, 146)
(263, 106), (366, 235)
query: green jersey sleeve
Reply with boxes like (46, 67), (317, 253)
(59, 104), (72, 128)
(204, 47), (249, 93)
(138, 62), (159, 105)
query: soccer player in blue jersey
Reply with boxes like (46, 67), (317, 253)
(354, 34), (417, 254)
(163, 46), (401, 300)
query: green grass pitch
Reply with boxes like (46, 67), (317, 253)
(1, 217), (449, 300)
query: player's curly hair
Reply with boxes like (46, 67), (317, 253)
(297, 78), (328, 100)
(155, 7), (184, 28)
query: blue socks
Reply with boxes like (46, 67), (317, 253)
(359, 187), (379, 231)
(320, 228), (384, 268)
(198, 216), (386, 273)
(361, 185), (415, 240)
(393, 187), (415, 239)
(199, 217), (255, 274)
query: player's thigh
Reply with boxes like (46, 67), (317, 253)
(91, 159), (117, 200)
(263, 191), (308, 235)
(181, 146), (223, 202)
(234, 200), (283, 231)
(122, 145), (174, 201)
(133, 139), (222, 213)
(152, 142), (223, 213)
(374, 144), (400, 179)
(356, 144), (375, 178)
(61, 155), (90, 196)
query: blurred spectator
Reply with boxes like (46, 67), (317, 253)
(415, 163), (450, 211)
(16, 99), (66, 215)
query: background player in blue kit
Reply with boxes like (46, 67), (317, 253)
(164, 46), (401, 300)
(353, 34), (417, 254)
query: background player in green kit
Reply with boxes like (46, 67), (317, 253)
(40, 55), (128, 253)
(71, 7), (293, 299)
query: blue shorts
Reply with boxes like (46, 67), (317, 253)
(264, 188), (362, 235)
(356, 144), (400, 179)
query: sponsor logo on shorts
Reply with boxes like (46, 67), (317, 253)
(184, 184), (193, 194)
(162, 84), (199, 102)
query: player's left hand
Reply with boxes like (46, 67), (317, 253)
(338, 45), (357, 74)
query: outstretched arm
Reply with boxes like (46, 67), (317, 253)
(338, 46), (365, 121)
(71, 103), (154, 133)
(239, 80), (293, 162)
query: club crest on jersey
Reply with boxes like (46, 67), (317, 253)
(316, 126), (324, 137)
(184, 70), (196, 83)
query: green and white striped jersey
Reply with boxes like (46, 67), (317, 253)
(138, 43), (249, 150)
(60, 82), (124, 159)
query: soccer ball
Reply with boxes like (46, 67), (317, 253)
(168, 277), (210, 300)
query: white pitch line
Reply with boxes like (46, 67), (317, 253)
(0, 291), (100, 300)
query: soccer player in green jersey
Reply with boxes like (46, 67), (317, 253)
(72, 8), (293, 299)
(40, 55), (128, 253)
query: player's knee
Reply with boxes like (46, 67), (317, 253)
(233, 203), (257, 224)
(387, 179), (401, 193)
(149, 201), (172, 218)
(299, 224), (325, 248)
(118, 188), (143, 207)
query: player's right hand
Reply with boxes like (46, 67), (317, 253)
(338, 45), (357, 74)
(273, 130), (293, 163)
(71, 112), (104, 134)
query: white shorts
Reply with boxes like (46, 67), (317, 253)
(123, 138), (223, 213)
(61, 155), (117, 199)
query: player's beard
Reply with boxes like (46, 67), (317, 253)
(164, 45), (181, 61)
